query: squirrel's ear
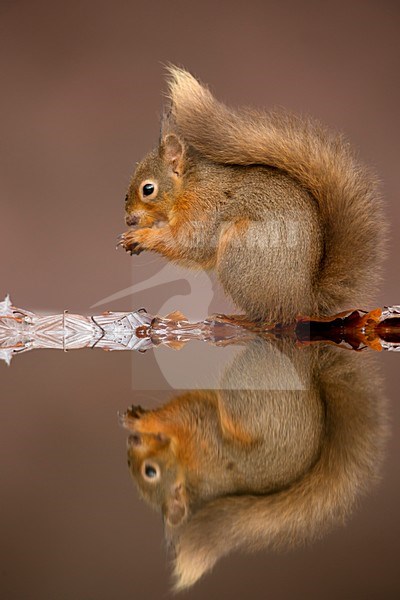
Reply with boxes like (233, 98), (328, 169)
(164, 482), (188, 527)
(160, 108), (174, 140)
(161, 133), (185, 176)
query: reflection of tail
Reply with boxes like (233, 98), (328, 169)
(168, 349), (387, 591)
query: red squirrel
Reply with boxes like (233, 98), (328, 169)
(120, 67), (387, 324)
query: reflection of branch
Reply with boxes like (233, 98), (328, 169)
(0, 295), (399, 364)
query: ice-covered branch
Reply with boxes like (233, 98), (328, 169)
(0, 296), (399, 364)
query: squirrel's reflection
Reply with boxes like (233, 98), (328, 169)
(120, 339), (388, 591)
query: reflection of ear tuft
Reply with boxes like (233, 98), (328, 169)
(171, 538), (216, 592)
(162, 134), (185, 176)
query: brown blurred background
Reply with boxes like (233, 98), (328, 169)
(0, 1), (399, 599)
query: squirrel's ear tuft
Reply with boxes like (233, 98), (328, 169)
(165, 65), (215, 128)
(164, 482), (188, 527)
(161, 133), (185, 176)
(159, 107), (174, 141)
(165, 65), (205, 107)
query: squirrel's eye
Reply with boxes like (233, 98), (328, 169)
(142, 462), (160, 481)
(143, 183), (155, 196)
(145, 465), (157, 478)
(140, 180), (158, 201)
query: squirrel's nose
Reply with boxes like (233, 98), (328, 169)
(126, 213), (139, 227)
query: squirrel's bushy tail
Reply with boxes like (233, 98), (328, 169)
(167, 66), (387, 312)
(168, 349), (387, 591)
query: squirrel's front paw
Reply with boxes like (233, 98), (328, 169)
(128, 242), (144, 256)
(118, 404), (147, 429)
(117, 229), (149, 255)
(127, 404), (147, 419)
